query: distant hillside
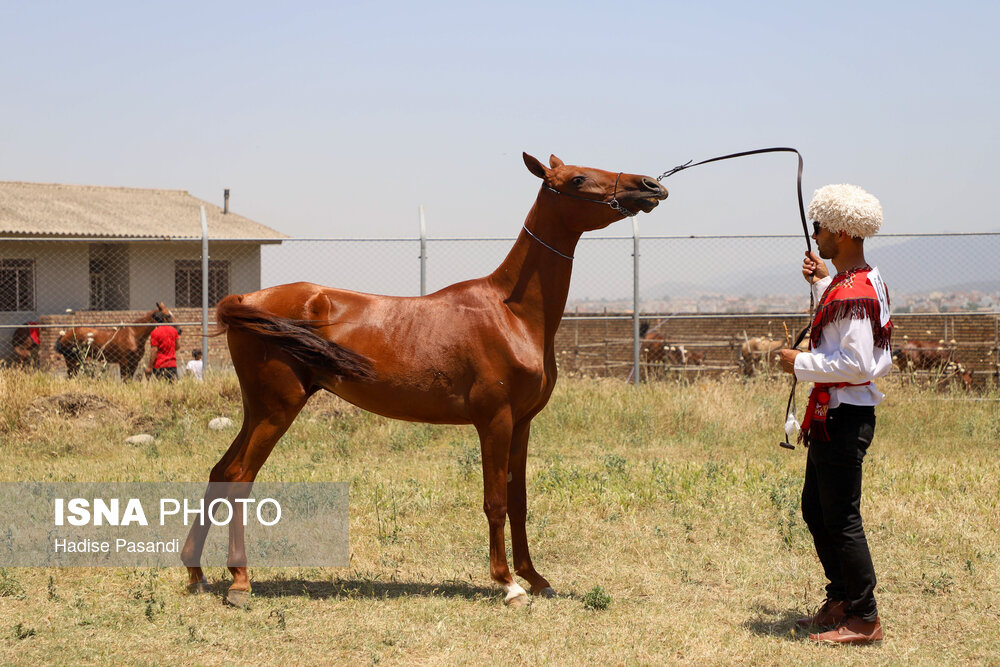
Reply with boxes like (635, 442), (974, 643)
(933, 279), (1000, 293)
(870, 234), (999, 294)
(643, 233), (1000, 298)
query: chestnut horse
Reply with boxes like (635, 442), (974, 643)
(55, 303), (173, 380)
(182, 154), (668, 607)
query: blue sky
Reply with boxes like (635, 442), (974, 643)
(2, 1), (997, 239)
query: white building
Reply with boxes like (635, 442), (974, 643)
(0, 181), (284, 358)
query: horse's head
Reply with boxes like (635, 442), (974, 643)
(153, 302), (175, 323)
(524, 153), (668, 231)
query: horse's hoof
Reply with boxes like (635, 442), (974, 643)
(186, 579), (211, 595)
(534, 586), (556, 598)
(505, 593), (531, 608)
(225, 588), (251, 608)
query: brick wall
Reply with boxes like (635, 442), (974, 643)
(555, 312), (1000, 380)
(33, 307), (1000, 383)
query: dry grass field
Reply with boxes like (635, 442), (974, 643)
(0, 369), (998, 665)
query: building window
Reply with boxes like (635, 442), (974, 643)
(89, 244), (129, 310)
(0, 259), (35, 312)
(89, 272), (107, 310)
(175, 259), (230, 308)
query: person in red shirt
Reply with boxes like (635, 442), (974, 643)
(144, 311), (180, 381)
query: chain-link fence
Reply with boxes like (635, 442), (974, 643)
(2, 232), (998, 383)
(257, 232), (999, 312)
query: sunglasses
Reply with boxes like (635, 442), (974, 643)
(811, 221), (822, 235)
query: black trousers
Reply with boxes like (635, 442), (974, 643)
(801, 403), (879, 622)
(152, 366), (178, 382)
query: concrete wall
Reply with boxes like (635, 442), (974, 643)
(129, 242), (261, 308)
(1, 241), (90, 316)
(2, 241), (89, 360)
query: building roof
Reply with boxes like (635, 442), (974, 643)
(0, 181), (286, 240)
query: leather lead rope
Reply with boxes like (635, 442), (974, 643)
(656, 147), (814, 450)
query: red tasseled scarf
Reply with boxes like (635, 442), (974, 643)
(809, 266), (894, 350)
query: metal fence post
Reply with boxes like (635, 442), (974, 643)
(200, 206), (209, 373)
(419, 205), (427, 296)
(632, 216), (640, 386)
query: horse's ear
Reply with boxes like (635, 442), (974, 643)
(548, 155), (564, 168)
(156, 302), (165, 310)
(523, 153), (548, 179)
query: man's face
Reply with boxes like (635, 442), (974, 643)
(812, 220), (839, 259)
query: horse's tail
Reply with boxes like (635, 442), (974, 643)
(216, 295), (375, 382)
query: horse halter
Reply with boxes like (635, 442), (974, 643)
(521, 224), (574, 260)
(524, 172), (637, 261)
(543, 172), (638, 218)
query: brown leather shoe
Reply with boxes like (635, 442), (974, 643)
(796, 599), (847, 628)
(809, 616), (883, 644)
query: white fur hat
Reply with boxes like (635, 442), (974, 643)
(808, 184), (882, 238)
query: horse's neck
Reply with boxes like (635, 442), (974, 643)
(129, 315), (157, 341)
(489, 200), (580, 343)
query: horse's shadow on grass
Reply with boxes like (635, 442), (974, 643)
(244, 577), (500, 602)
(200, 577), (585, 604)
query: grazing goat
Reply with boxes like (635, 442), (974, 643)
(639, 322), (704, 377)
(738, 333), (788, 376)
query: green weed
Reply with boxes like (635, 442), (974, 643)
(582, 585), (612, 611)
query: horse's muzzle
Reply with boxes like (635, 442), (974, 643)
(641, 177), (669, 200)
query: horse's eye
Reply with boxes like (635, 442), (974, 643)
(571, 176), (586, 187)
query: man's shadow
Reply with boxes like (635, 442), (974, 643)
(743, 604), (810, 642)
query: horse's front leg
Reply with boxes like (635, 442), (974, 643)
(508, 419), (554, 597)
(476, 410), (528, 607)
(181, 478), (234, 593)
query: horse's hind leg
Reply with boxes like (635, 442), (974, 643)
(221, 387), (311, 608)
(185, 388), (311, 604)
(507, 419), (554, 598)
(182, 423), (250, 592)
(119, 354), (139, 382)
(182, 342), (312, 605)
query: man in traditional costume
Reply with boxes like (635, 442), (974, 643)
(778, 184), (893, 644)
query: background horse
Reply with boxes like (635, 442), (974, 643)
(55, 303), (173, 380)
(182, 153), (668, 608)
(639, 321), (667, 368)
